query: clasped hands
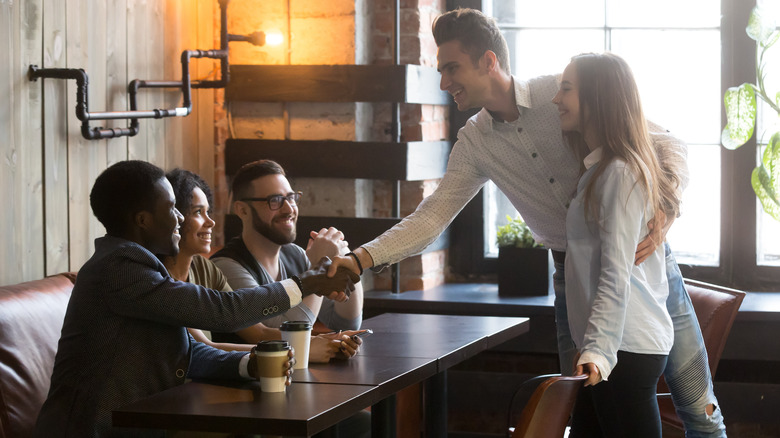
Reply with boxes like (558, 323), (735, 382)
(298, 257), (360, 302)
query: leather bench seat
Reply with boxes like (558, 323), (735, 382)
(0, 273), (75, 438)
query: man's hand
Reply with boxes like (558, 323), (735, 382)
(575, 362), (602, 387)
(306, 227), (349, 262)
(635, 210), (673, 265)
(248, 347), (296, 386)
(298, 257), (360, 301)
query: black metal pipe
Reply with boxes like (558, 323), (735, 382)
(391, 0), (401, 294)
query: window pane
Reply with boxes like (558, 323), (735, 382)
(490, 0), (604, 28)
(606, 0), (721, 28)
(667, 145), (721, 266)
(611, 30), (721, 145)
(484, 183), (519, 258)
(508, 29), (604, 78)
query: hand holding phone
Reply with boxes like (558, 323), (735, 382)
(351, 329), (372, 341)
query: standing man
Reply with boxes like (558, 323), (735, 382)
(212, 159), (364, 343)
(329, 8), (725, 437)
(34, 160), (357, 438)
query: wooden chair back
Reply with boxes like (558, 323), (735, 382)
(511, 374), (587, 438)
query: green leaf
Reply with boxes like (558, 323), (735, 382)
(753, 132), (780, 221)
(721, 83), (757, 150)
(747, 5), (777, 43)
(496, 215), (540, 248)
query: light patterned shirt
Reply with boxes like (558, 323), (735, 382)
(363, 75), (687, 267)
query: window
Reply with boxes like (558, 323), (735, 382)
(450, 0), (780, 290)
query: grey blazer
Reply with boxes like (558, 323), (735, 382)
(34, 236), (294, 438)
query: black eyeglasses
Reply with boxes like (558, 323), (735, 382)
(241, 192), (302, 210)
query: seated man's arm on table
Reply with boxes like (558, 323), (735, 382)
(187, 334), (293, 382)
(211, 256), (286, 342)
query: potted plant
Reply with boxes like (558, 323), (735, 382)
(496, 215), (551, 296)
(722, 3), (780, 221)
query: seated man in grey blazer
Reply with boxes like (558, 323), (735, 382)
(33, 160), (358, 438)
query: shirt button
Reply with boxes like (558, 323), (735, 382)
(532, 152), (538, 158)
(565, 202), (570, 208)
(549, 178), (555, 183)
(517, 128), (523, 133)
(176, 369), (185, 378)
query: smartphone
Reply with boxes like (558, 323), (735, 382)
(351, 329), (373, 341)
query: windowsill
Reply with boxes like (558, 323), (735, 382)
(365, 283), (780, 322)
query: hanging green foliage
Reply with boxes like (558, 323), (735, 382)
(723, 4), (780, 222)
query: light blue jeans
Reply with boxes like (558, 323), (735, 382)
(554, 243), (727, 437)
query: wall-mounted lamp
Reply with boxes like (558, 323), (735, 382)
(27, 0), (278, 140)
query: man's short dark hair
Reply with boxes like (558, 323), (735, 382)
(231, 160), (286, 201)
(166, 168), (213, 215)
(90, 160), (166, 236)
(432, 8), (511, 75)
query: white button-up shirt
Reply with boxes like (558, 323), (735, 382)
(566, 148), (673, 381)
(362, 75), (687, 268)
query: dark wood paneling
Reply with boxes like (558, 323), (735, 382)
(227, 65), (449, 105)
(225, 139), (450, 181)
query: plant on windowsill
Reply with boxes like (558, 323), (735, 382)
(722, 3), (780, 222)
(496, 216), (551, 297)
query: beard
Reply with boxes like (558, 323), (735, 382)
(249, 205), (296, 245)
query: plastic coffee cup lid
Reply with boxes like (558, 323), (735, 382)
(255, 340), (291, 352)
(280, 320), (313, 331)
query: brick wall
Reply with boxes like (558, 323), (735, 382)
(215, 0), (448, 292)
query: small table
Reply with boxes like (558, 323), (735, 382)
(114, 314), (529, 437)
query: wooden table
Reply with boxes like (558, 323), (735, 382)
(113, 313), (529, 437)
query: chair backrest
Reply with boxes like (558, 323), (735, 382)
(683, 279), (746, 377)
(511, 374), (587, 438)
(0, 273), (75, 438)
(658, 278), (745, 430)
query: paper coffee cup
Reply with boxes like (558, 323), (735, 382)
(280, 321), (312, 369)
(254, 340), (291, 392)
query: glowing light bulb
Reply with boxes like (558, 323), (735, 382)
(265, 31), (284, 47)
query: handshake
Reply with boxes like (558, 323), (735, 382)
(294, 257), (360, 301)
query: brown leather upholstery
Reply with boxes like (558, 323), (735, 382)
(0, 273), (75, 438)
(658, 278), (746, 430)
(512, 374), (587, 438)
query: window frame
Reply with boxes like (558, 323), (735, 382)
(447, 0), (780, 291)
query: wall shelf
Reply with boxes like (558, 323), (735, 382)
(227, 65), (449, 104)
(225, 139), (450, 181)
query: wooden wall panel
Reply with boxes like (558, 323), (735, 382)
(0, 0), (44, 284)
(42, 0), (69, 276)
(15, 0), (44, 281)
(146, 0), (166, 166)
(66, 0), (108, 268)
(0, 0), (216, 286)
(105, 0), (130, 166)
(196, 0), (216, 188)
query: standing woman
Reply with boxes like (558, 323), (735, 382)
(552, 52), (682, 436)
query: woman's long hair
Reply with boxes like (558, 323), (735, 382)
(563, 52), (681, 223)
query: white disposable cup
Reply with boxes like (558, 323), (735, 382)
(280, 321), (312, 369)
(254, 340), (291, 392)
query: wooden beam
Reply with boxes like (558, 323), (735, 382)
(227, 65), (449, 105)
(225, 139), (450, 181)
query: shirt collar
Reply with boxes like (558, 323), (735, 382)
(475, 76), (531, 131)
(583, 147), (603, 170)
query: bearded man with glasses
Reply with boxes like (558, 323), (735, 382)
(211, 160), (365, 351)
